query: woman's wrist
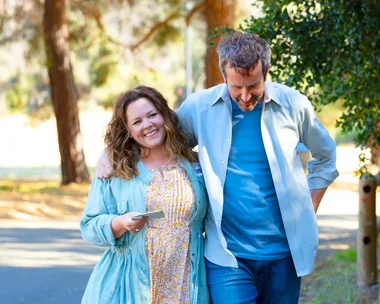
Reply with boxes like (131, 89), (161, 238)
(111, 215), (128, 237)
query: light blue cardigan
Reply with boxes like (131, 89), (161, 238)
(80, 159), (210, 304)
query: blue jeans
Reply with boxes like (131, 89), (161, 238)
(206, 256), (301, 304)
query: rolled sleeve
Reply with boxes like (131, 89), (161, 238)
(298, 97), (339, 189)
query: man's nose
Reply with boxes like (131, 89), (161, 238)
(241, 88), (250, 102)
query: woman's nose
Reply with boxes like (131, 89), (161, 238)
(143, 120), (153, 129)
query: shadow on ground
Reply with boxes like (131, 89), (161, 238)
(0, 225), (104, 304)
(316, 214), (358, 262)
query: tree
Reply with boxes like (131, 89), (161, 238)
(204, 0), (236, 88)
(43, 0), (90, 184)
(244, 0), (380, 172)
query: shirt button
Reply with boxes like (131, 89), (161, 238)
(221, 160), (225, 164)
(226, 138), (230, 142)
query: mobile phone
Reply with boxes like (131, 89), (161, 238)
(131, 210), (165, 220)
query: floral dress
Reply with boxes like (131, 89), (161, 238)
(145, 163), (195, 304)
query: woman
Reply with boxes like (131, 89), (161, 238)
(80, 86), (209, 304)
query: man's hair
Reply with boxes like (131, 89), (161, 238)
(104, 86), (197, 179)
(217, 31), (271, 79)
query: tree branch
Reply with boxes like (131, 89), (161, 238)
(186, 1), (205, 26)
(73, 1), (181, 53)
(130, 11), (180, 51)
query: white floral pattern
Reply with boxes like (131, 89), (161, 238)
(145, 163), (195, 304)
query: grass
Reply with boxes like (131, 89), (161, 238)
(0, 179), (90, 197)
(0, 179), (90, 220)
(301, 244), (379, 304)
(302, 248), (358, 303)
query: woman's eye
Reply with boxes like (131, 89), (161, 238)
(149, 113), (157, 118)
(133, 120), (141, 125)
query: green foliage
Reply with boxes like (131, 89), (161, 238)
(6, 86), (27, 112)
(5, 71), (52, 121)
(327, 248), (357, 264)
(89, 44), (118, 87)
(302, 248), (359, 303)
(0, 179), (90, 197)
(153, 24), (182, 47)
(243, 0), (380, 172)
(1, 0), (201, 117)
(5, 74), (33, 112)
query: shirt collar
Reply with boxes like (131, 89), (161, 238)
(211, 83), (230, 106)
(263, 81), (283, 107)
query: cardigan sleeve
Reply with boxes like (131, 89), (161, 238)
(80, 177), (119, 247)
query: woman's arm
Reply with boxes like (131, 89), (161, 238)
(80, 177), (118, 246)
(111, 213), (148, 239)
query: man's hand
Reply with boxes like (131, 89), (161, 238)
(95, 149), (115, 178)
(310, 188), (327, 213)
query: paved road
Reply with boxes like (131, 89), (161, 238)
(0, 188), (378, 304)
(0, 221), (104, 304)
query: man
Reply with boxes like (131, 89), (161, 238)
(96, 32), (338, 303)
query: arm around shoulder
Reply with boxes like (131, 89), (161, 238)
(95, 149), (115, 178)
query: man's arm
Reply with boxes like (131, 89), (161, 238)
(176, 98), (198, 148)
(95, 149), (115, 178)
(297, 95), (339, 190)
(310, 188), (327, 213)
(294, 94), (338, 213)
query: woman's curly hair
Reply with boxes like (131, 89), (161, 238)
(104, 86), (197, 179)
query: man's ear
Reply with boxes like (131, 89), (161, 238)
(264, 65), (271, 81)
(221, 71), (227, 83)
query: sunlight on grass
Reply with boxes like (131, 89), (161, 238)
(328, 248), (357, 264)
(0, 180), (90, 196)
(303, 246), (379, 304)
(0, 179), (90, 220)
(303, 252), (358, 303)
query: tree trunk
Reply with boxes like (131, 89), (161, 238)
(369, 121), (380, 166)
(43, 0), (90, 184)
(204, 0), (236, 88)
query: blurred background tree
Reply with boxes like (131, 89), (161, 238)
(0, 0), (251, 183)
(243, 0), (380, 173)
(44, 0), (90, 184)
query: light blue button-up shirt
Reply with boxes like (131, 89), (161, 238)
(177, 82), (339, 276)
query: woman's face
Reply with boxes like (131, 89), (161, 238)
(126, 97), (166, 152)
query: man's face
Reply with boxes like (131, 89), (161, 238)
(224, 61), (269, 112)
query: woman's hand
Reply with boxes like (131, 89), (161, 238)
(111, 212), (148, 239)
(122, 212), (149, 233)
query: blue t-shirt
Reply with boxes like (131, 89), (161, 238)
(221, 101), (290, 260)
